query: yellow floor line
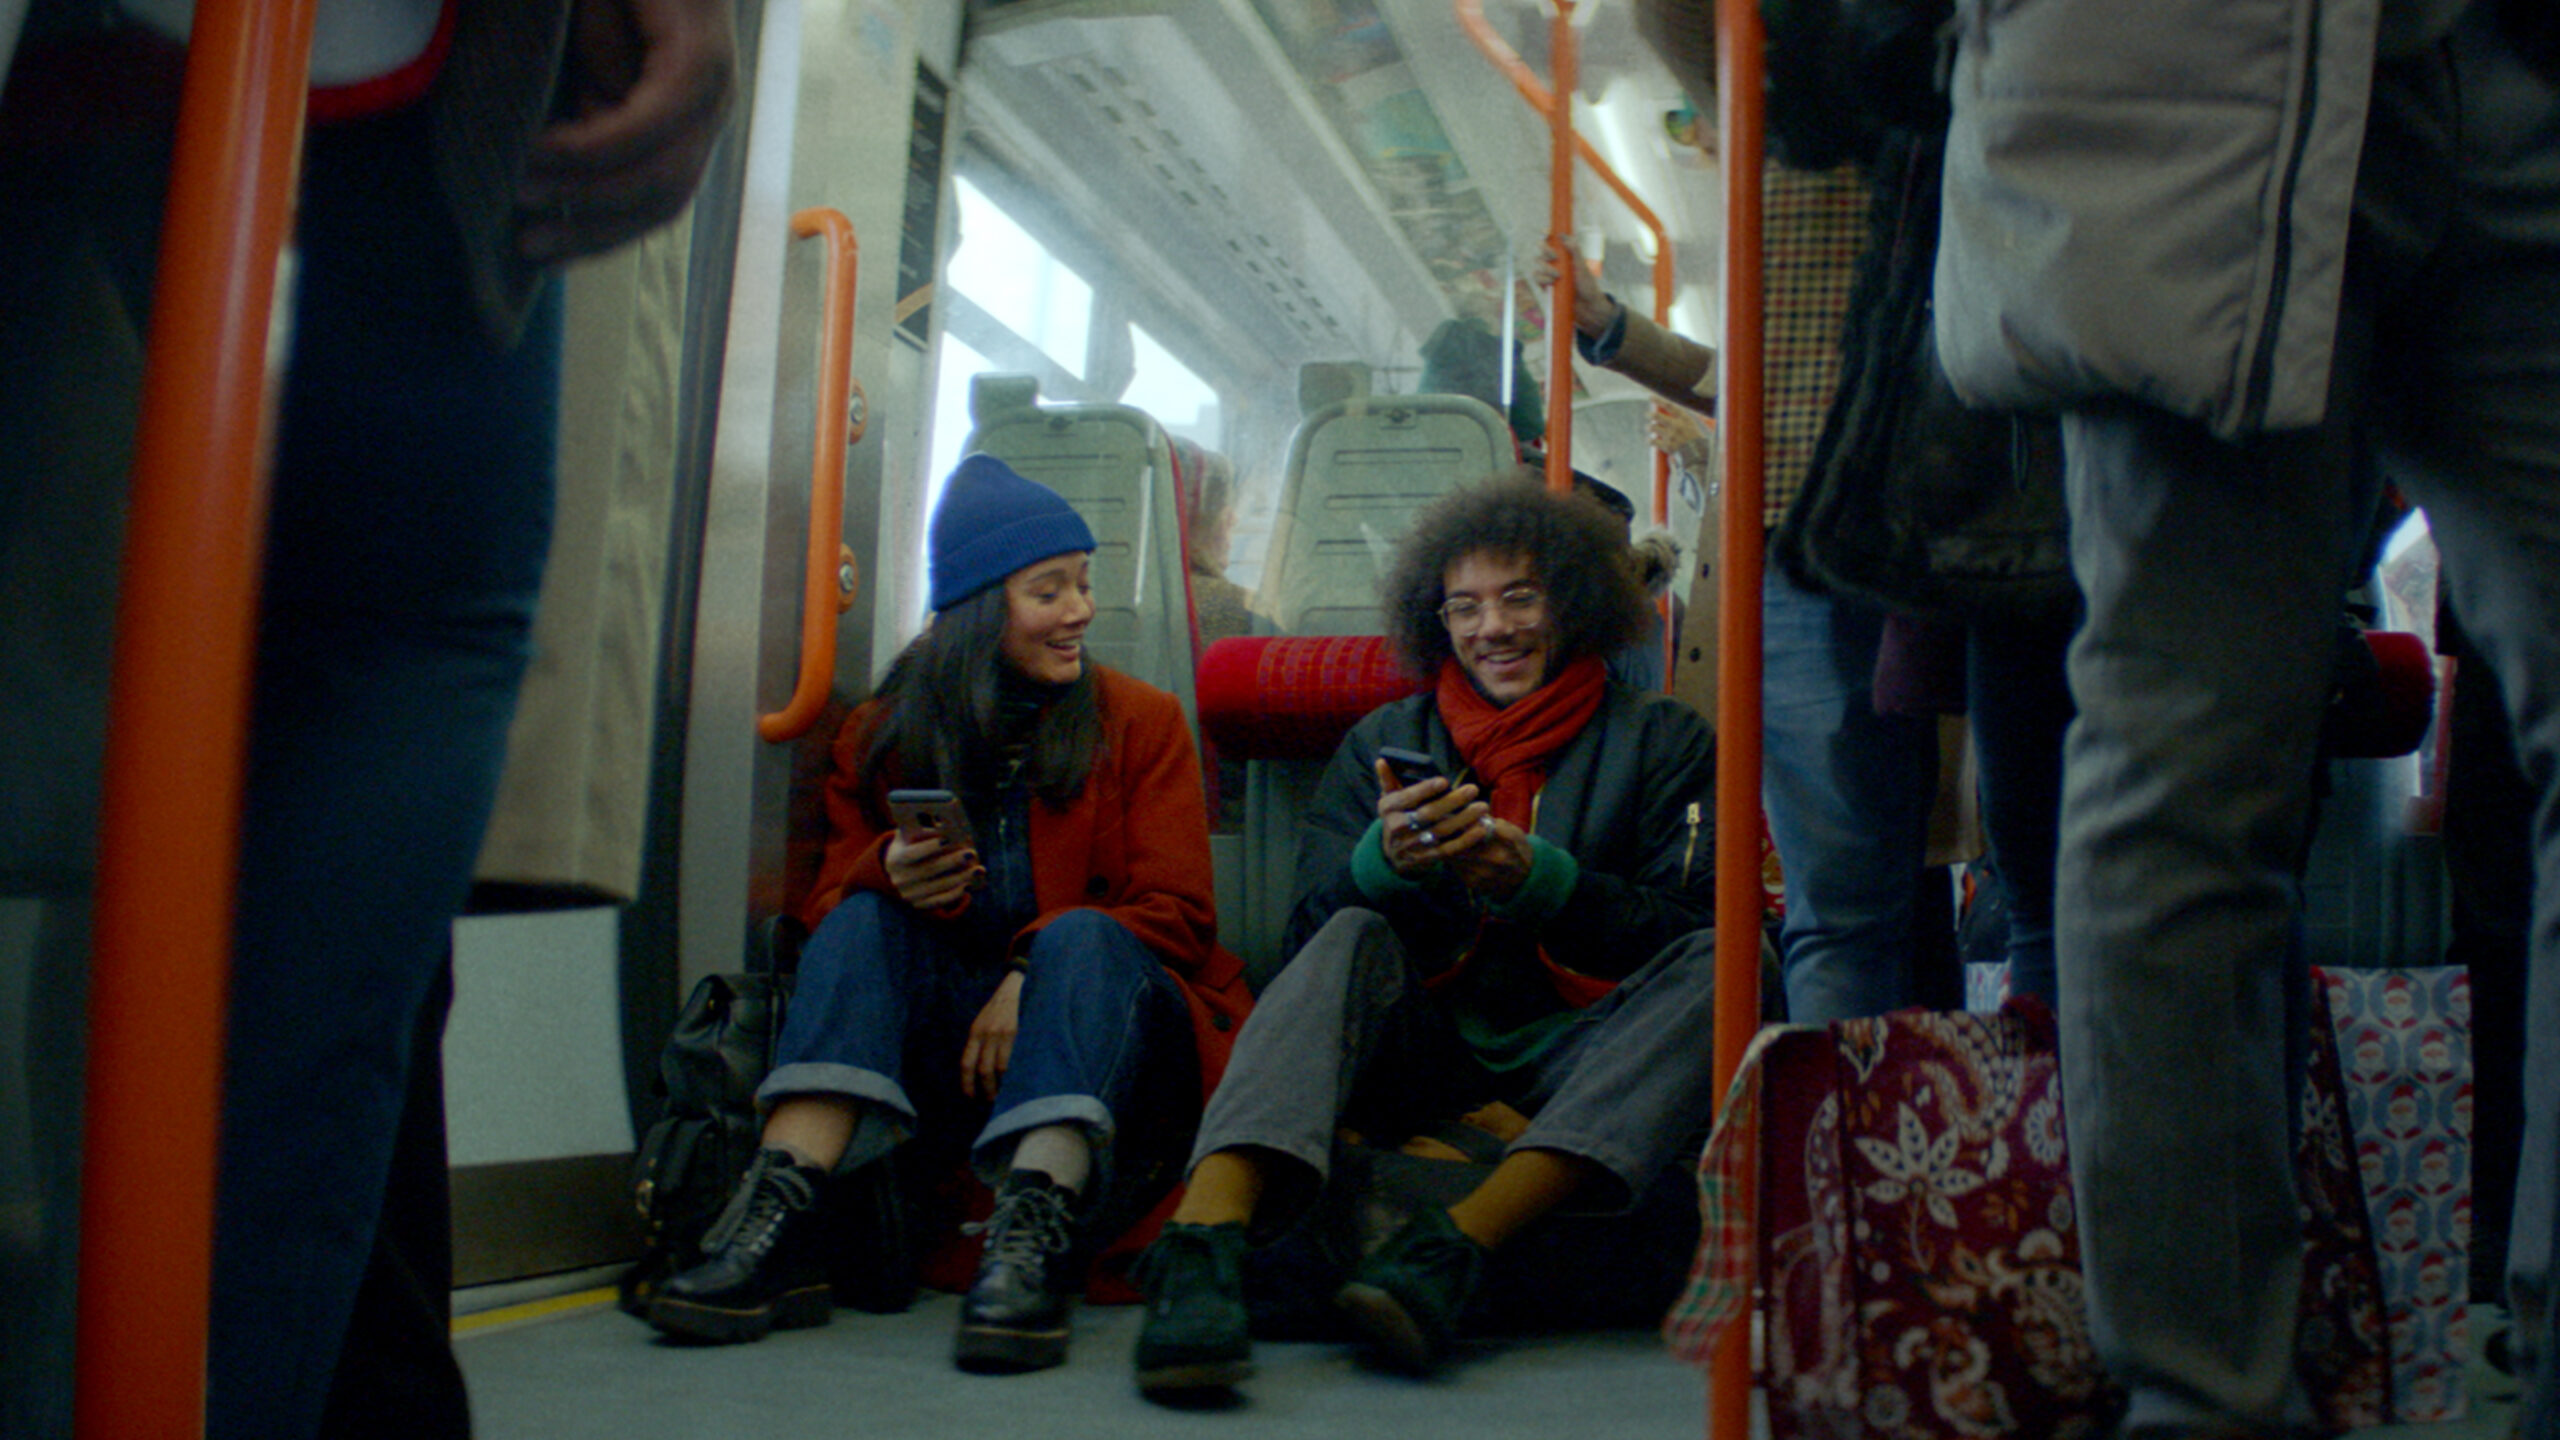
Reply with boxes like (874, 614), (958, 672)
(452, 1285), (618, 1338)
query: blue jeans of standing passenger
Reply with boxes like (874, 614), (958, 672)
(2055, 13), (2560, 1435)
(1759, 563), (1938, 1024)
(209, 106), (562, 1440)
(1966, 616), (2074, 1009)
(760, 893), (1199, 1231)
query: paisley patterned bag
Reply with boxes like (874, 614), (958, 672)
(1669, 999), (2396, 1437)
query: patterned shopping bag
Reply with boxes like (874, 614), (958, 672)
(1670, 997), (2400, 1437)
(2314, 966), (2474, 1423)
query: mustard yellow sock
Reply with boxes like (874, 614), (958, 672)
(1168, 1149), (1266, 1229)
(1444, 1149), (1601, 1251)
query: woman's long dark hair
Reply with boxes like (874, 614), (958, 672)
(851, 581), (1103, 820)
(1381, 473), (1650, 677)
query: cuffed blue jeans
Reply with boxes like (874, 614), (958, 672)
(760, 894), (1199, 1226)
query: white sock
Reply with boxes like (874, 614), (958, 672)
(1007, 1125), (1092, 1194)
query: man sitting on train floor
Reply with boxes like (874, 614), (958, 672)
(1129, 475), (1720, 1395)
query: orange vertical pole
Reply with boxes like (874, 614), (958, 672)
(1542, 0), (1577, 496)
(1652, 240), (1677, 684)
(76, 1), (317, 1436)
(1710, 0), (1770, 1430)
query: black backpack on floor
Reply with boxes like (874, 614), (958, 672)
(617, 917), (913, 1316)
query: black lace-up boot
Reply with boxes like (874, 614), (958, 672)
(646, 1148), (833, 1343)
(951, 1170), (1081, 1372)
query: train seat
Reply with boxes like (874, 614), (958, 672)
(961, 374), (1199, 726)
(1255, 365), (1514, 637)
(1195, 633), (1426, 986)
(2324, 628), (2436, 760)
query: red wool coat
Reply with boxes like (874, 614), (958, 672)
(798, 665), (1252, 1097)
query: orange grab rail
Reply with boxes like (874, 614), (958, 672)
(1453, 0), (1683, 684)
(76, 0), (319, 1436)
(1451, 0), (1679, 526)
(759, 206), (865, 743)
(1711, 0), (1772, 1432)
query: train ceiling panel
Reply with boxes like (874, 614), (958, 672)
(966, 0), (1714, 382)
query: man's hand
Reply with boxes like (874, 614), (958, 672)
(1374, 758), (1494, 879)
(1531, 239), (1621, 340)
(517, 0), (737, 265)
(962, 971), (1024, 1100)
(1443, 816), (1535, 900)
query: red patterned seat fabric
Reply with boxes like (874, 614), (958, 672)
(1195, 635), (1425, 762)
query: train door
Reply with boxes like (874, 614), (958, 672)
(671, 0), (957, 993)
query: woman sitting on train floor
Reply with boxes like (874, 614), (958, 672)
(1131, 476), (1721, 1395)
(645, 455), (1252, 1372)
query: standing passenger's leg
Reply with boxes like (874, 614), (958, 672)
(2360, 16), (2560, 1424)
(1966, 617), (2075, 1009)
(2056, 402), (2369, 1436)
(211, 107), (562, 1440)
(1761, 566), (1937, 1024)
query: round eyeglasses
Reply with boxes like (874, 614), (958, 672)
(1438, 585), (1545, 632)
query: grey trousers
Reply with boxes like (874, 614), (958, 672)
(2054, 11), (2560, 1435)
(1191, 907), (1719, 1232)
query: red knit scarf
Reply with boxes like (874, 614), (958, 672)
(1435, 653), (1608, 825)
(1430, 653), (1621, 1008)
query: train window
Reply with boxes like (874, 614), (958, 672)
(1124, 323), (1219, 449)
(946, 175), (1092, 381)
(922, 330), (999, 530)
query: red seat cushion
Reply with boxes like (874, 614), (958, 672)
(1195, 636), (1425, 762)
(2326, 630), (2437, 760)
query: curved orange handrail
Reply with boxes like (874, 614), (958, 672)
(77, 1), (319, 1436)
(759, 206), (863, 743)
(1711, 0), (1772, 1432)
(1452, 0), (1680, 519)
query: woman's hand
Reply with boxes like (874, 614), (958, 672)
(1374, 759), (1492, 878)
(885, 829), (981, 910)
(962, 970), (1024, 1100)
(1648, 403), (1707, 453)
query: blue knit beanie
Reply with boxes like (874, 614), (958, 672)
(929, 454), (1098, 611)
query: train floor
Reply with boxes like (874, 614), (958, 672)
(457, 1273), (1701, 1439)
(454, 1270), (2525, 1440)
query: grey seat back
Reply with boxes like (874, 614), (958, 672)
(1258, 373), (1513, 638)
(962, 374), (1197, 725)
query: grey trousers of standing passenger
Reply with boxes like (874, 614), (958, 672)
(2055, 13), (2560, 1437)
(1190, 908), (1719, 1233)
